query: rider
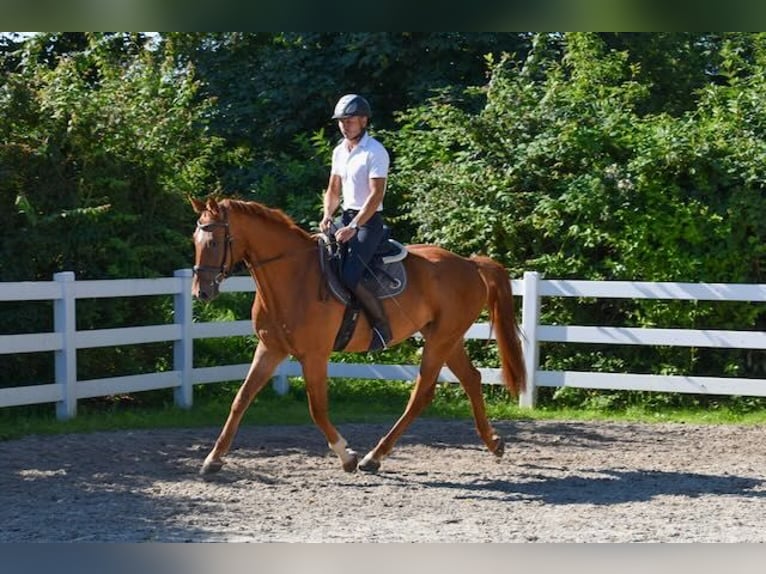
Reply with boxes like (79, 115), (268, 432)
(320, 93), (392, 350)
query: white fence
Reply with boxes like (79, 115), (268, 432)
(1, 270), (765, 419)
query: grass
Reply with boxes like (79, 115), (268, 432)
(2, 378), (766, 442)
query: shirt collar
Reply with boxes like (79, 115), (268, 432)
(339, 130), (370, 151)
(355, 131), (370, 148)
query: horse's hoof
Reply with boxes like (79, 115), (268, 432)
(492, 436), (505, 459)
(200, 459), (224, 476)
(358, 454), (380, 473)
(342, 451), (359, 473)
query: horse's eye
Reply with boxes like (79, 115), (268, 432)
(209, 240), (218, 248)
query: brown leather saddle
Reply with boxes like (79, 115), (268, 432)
(318, 232), (408, 351)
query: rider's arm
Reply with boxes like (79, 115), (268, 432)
(321, 174), (342, 231)
(349, 177), (386, 227)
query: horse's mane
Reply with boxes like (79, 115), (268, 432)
(223, 198), (313, 240)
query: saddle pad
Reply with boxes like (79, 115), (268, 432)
(318, 237), (408, 306)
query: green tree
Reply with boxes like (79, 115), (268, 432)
(160, 32), (532, 229)
(1, 32), (220, 281)
(389, 32), (766, 397)
(0, 32), (222, 386)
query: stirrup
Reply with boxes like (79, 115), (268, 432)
(370, 326), (390, 351)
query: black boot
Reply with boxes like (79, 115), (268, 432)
(352, 283), (392, 350)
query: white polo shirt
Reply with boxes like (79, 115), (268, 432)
(331, 132), (389, 211)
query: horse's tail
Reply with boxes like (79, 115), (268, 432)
(473, 256), (527, 397)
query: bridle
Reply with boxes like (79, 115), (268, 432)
(192, 206), (322, 288)
(193, 209), (233, 286)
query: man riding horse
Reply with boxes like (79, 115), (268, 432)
(319, 94), (392, 350)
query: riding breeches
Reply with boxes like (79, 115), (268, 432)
(337, 210), (385, 289)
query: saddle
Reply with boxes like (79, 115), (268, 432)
(318, 230), (408, 351)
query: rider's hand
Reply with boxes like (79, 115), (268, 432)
(335, 225), (357, 244)
(319, 216), (333, 233)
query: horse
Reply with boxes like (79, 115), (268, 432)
(190, 196), (526, 474)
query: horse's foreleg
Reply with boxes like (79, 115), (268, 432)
(358, 340), (449, 472)
(446, 344), (505, 458)
(302, 358), (359, 472)
(200, 342), (286, 475)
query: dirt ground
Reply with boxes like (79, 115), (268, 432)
(2, 418), (766, 542)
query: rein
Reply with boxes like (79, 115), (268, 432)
(246, 245), (318, 270)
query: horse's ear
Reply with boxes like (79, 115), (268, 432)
(206, 196), (220, 215)
(190, 196), (206, 214)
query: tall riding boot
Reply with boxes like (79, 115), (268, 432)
(352, 283), (392, 350)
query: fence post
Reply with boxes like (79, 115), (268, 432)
(174, 269), (194, 409)
(54, 271), (77, 420)
(272, 361), (290, 396)
(519, 271), (541, 408)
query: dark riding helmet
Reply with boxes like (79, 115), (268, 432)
(332, 94), (372, 120)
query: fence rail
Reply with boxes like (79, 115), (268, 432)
(2, 270), (765, 419)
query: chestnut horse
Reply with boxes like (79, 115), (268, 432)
(191, 196), (525, 474)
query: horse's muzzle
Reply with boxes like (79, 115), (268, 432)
(191, 277), (220, 302)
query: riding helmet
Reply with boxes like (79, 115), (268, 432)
(332, 94), (372, 119)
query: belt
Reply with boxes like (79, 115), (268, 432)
(343, 209), (360, 216)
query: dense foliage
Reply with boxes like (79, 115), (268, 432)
(1, 33), (764, 410)
(389, 33), (766, 405)
(0, 33), (221, 385)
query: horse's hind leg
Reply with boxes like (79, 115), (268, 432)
(446, 344), (505, 458)
(201, 341), (286, 475)
(358, 339), (450, 472)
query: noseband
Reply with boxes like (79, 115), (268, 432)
(193, 210), (232, 286)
